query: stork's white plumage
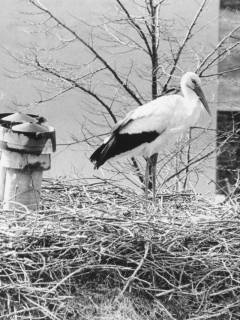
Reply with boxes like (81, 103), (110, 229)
(90, 72), (210, 196)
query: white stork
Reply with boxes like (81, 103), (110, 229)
(90, 72), (211, 198)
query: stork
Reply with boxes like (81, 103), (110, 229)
(90, 72), (211, 199)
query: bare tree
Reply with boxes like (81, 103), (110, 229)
(6, 0), (240, 194)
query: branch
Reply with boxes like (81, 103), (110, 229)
(103, 23), (150, 55)
(57, 133), (108, 147)
(199, 41), (240, 76)
(201, 66), (240, 78)
(118, 241), (150, 297)
(196, 24), (240, 74)
(34, 57), (118, 123)
(162, 0), (208, 91)
(163, 148), (214, 186)
(162, 130), (234, 186)
(116, 0), (152, 57)
(29, 0), (142, 106)
(34, 86), (74, 105)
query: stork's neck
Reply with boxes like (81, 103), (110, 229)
(182, 85), (198, 103)
(181, 85), (203, 126)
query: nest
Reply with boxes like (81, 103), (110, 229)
(0, 179), (240, 319)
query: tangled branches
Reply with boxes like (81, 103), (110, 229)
(0, 179), (240, 319)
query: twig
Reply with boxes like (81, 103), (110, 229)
(162, 0), (208, 91)
(29, 0), (142, 106)
(118, 241), (150, 297)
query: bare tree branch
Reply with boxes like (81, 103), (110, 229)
(116, 0), (152, 56)
(29, 0), (142, 106)
(34, 56), (118, 123)
(162, 0), (208, 91)
(196, 24), (240, 75)
(199, 41), (240, 76)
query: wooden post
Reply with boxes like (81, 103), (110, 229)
(0, 154), (6, 201)
(3, 168), (43, 210)
(0, 116), (55, 211)
(1, 150), (50, 210)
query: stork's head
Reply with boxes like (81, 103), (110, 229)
(181, 72), (211, 116)
(181, 72), (201, 89)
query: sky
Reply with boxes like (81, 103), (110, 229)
(0, 0), (219, 193)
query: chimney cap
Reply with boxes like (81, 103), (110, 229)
(2, 112), (37, 124)
(12, 122), (50, 134)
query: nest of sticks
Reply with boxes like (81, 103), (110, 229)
(1, 179), (240, 319)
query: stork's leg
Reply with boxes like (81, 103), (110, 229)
(150, 153), (158, 202)
(145, 158), (150, 200)
(152, 160), (156, 202)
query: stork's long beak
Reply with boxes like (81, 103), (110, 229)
(194, 84), (211, 116)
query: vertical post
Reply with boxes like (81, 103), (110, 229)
(216, 111), (240, 195)
(0, 157), (6, 201)
(0, 150), (51, 211)
(3, 168), (43, 210)
(148, 1), (160, 193)
(217, 1), (240, 196)
(0, 114), (56, 211)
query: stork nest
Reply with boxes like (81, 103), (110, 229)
(0, 179), (240, 320)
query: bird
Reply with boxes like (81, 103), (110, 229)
(90, 72), (211, 199)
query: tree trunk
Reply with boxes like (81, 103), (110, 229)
(148, 0), (159, 191)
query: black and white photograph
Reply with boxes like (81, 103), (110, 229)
(1, 0), (240, 319)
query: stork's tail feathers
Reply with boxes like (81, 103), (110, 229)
(90, 137), (115, 169)
(90, 130), (161, 168)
